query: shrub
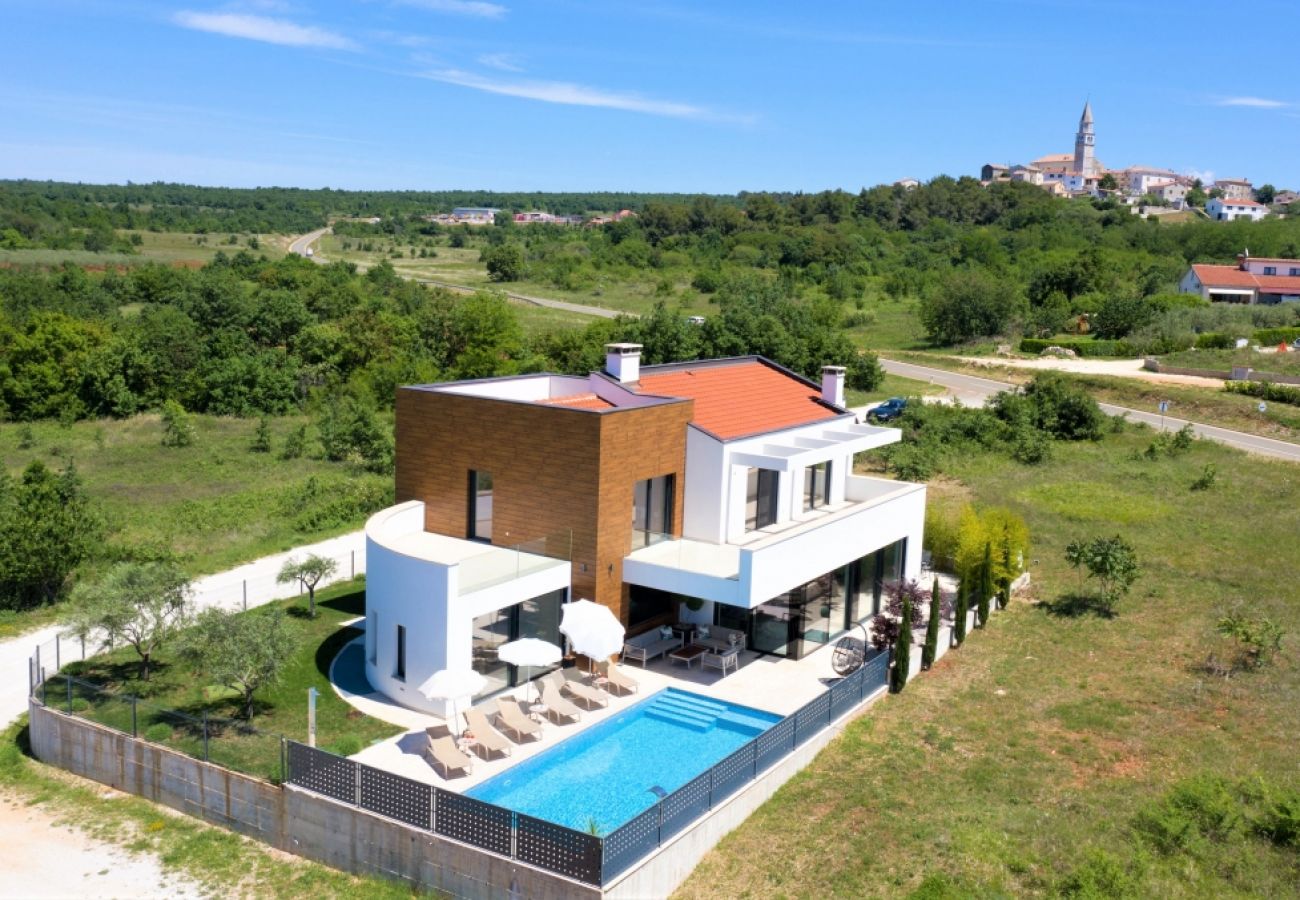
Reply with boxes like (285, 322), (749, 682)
(884, 442), (938, 481)
(1055, 848), (1140, 899)
(160, 399), (194, 448)
(953, 579), (968, 646)
(1253, 326), (1300, 345)
(1065, 534), (1140, 615)
(1134, 775), (1245, 853)
(977, 543), (993, 627)
(144, 722), (173, 742)
(892, 591), (912, 693)
(923, 507), (959, 571)
(69, 697), (90, 712)
(1225, 380), (1300, 408)
(691, 269), (722, 293)
(1018, 338), (1127, 358)
(1194, 332), (1234, 350)
(1190, 463), (1218, 491)
(280, 424), (307, 460)
(250, 417), (272, 453)
(279, 475), (393, 532)
(1255, 790), (1300, 848)
(922, 576), (941, 670)
(1216, 608), (1284, 670)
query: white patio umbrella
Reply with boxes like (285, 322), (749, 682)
(560, 598), (626, 662)
(418, 668), (487, 734)
(497, 638), (563, 703)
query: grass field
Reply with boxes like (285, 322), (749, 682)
(679, 424), (1300, 898)
(58, 580), (400, 780)
(0, 231), (288, 268)
(0, 415), (390, 633)
(1160, 348), (1300, 378)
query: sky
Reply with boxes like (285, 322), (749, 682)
(2, 0), (1298, 193)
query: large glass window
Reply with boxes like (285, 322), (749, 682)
(470, 590), (565, 700)
(628, 585), (678, 630)
(632, 474), (674, 549)
(803, 461), (831, 512)
(746, 468), (779, 531)
(468, 470), (493, 542)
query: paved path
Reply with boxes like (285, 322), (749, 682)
(288, 226), (330, 257)
(956, 354), (1225, 388)
(881, 358), (1300, 463)
(0, 530), (367, 727)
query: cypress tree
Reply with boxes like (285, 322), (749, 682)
(977, 542), (994, 627)
(892, 592), (912, 693)
(954, 578), (969, 646)
(999, 543), (1014, 609)
(922, 576), (941, 670)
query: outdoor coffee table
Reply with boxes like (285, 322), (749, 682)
(668, 644), (707, 669)
(529, 702), (549, 723)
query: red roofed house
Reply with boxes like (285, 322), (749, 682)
(362, 344), (925, 713)
(1180, 251), (1300, 304)
(1206, 196), (1267, 222)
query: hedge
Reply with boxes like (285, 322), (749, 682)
(1194, 332), (1236, 350)
(1254, 326), (1300, 346)
(1225, 380), (1300, 407)
(1019, 338), (1131, 357)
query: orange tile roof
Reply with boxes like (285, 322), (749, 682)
(538, 392), (614, 411)
(1191, 264), (1300, 293)
(635, 360), (842, 440)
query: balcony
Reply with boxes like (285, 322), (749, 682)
(622, 476), (925, 609)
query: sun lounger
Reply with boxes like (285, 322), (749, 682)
(549, 670), (609, 710)
(540, 681), (583, 724)
(495, 698), (544, 742)
(463, 707), (513, 759)
(425, 735), (473, 778)
(598, 662), (639, 696)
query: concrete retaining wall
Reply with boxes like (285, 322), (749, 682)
(28, 702), (594, 899)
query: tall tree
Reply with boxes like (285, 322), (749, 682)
(66, 561), (192, 681)
(0, 461), (102, 609)
(977, 542), (994, 627)
(954, 578), (969, 646)
(892, 591), (912, 693)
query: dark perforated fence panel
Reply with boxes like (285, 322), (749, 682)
(793, 693), (831, 747)
(710, 741), (756, 805)
(359, 765), (433, 830)
(863, 648), (890, 696)
(755, 715), (795, 773)
(434, 789), (514, 857)
(829, 672), (860, 720)
(287, 741), (357, 804)
(660, 772), (711, 842)
(601, 805), (661, 883)
(515, 813), (602, 886)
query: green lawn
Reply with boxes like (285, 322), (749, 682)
(680, 426), (1300, 898)
(845, 374), (945, 408)
(57, 580), (400, 780)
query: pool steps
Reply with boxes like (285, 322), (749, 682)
(644, 691), (770, 735)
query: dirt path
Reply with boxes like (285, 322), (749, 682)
(957, 355), (1225, 388)
(0, 793), (208, 899)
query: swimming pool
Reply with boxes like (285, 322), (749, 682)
(466, 688), (780, 833)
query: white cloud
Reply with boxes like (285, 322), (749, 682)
(1215, 96), (1289, 109)
(172, 11), (358, 50)
(395, 0), (506, 19)
(477, 52), (523, 72)
(420, 68), (738, 121)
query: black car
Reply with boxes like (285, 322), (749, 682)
(867, 397), (907, 422)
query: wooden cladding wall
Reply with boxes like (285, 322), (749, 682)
(395, 388), (691, 618)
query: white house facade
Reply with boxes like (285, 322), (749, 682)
(1206, 197), (1267, 222)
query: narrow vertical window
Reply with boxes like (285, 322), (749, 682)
(632, 474), (674, 549)
(395, 624), (406, 681)
(746, 468), (778, 531)
(803, 461), (831, 512)
(468, 470), (493, 542)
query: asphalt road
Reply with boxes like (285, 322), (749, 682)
(881, 358), (1300, 463)
(288, 226), (330, 256)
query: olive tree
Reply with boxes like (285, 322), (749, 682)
(184, 607), (297, 720)
(66, 561), (192, 681)
(277, 554), (338, 618)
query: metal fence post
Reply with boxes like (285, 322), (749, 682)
(280, 738), (287, 784)
(242, 580), (247, 611)
(202, 711), (210, 761)
(55, 635), (60, 670)
(34, 645), (40, 685)
(350, 550), (355, 578)
(131, 696), (138, 737)
(80, 636), (85, 660)
(66, 676), (73, 713)
(354, 761), (362, 806)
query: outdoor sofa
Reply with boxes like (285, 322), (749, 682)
(621, 628), (683, 667)
(693, 625), (745, 653)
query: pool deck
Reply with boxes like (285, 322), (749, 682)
(343, 630), (861, 791)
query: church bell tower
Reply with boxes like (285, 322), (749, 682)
(1073, 101), (1095, 177)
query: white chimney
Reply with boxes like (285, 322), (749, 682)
(821, 365), (846, 408)
(605, 343), (643, 384)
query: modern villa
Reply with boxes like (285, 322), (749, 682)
(364, 345), (927, 716)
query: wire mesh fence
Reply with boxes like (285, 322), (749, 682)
(40, 673), (287, 782)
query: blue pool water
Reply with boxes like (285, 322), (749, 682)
(466, 688), (780, 833)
